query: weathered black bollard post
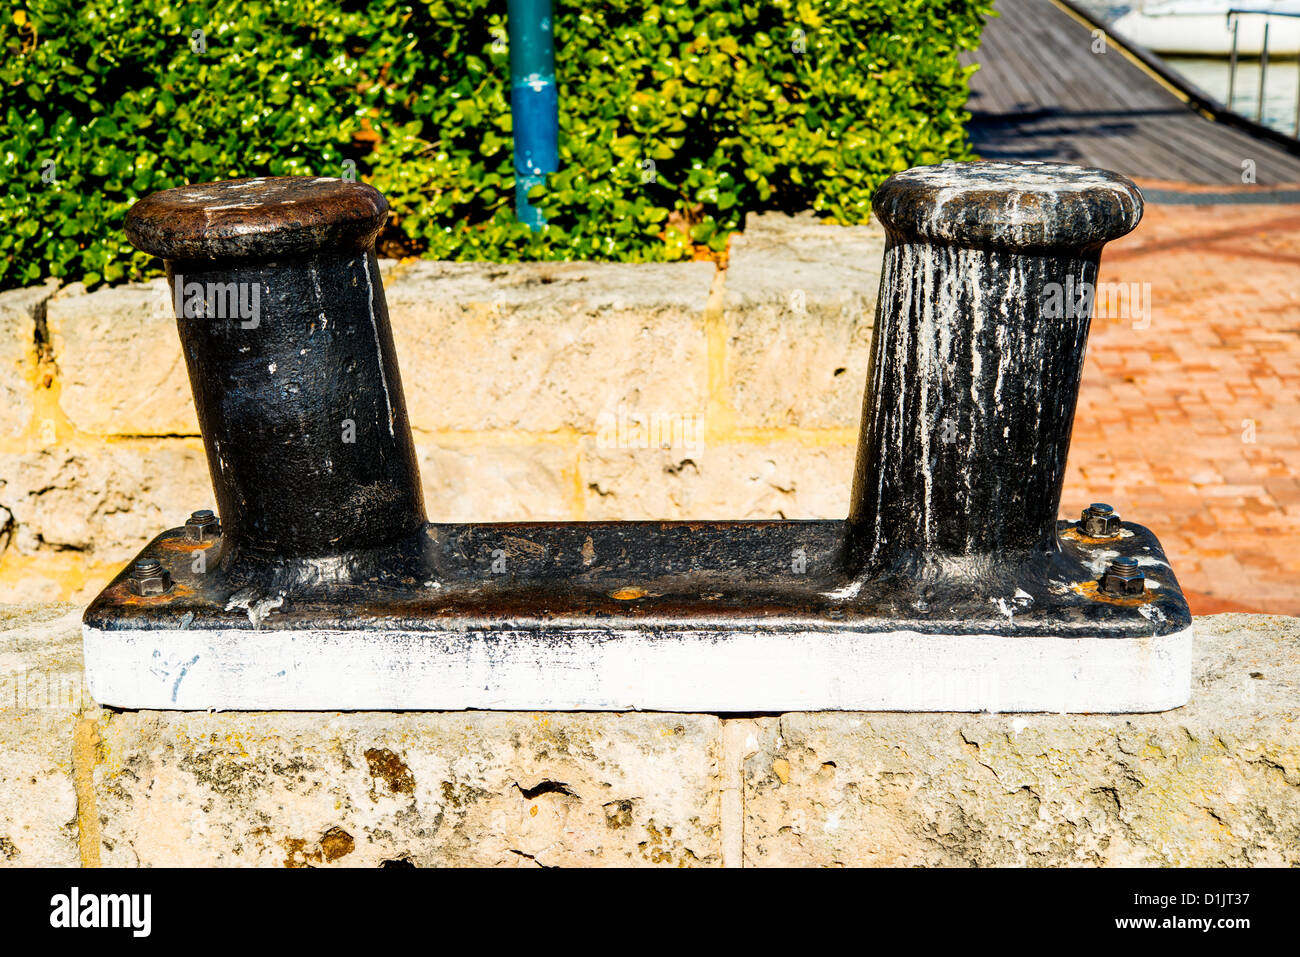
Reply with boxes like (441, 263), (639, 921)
(125, 177), (426, 577)
(846, 161), (1143, 582)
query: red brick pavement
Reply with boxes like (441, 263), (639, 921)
(1064, 193), (1300, 615)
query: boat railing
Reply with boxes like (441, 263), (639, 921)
(1227, 5), (1300, 133)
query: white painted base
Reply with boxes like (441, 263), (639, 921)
(82, 624), (1194, 713)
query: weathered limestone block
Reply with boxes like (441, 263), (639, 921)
(418, 443), (577, 522)
(0, 283), (56, 440)
(742, 614), (1300, 866)
(0, 439), (573, 579)
(724, 212), (885, 429)
(0, 443), (211, 561)
(581, 440), (854, 520)
(0, 710), (81, 867)
(0, 603), (86, 704)
(47, 280), (200, 437)
(0, 603), (86, 868)
(387, 261), (714, 433)
(93, 711), (722, 867)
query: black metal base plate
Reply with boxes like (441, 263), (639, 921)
(86, 519), (1188, 637)
(81, 520), (1192, 712)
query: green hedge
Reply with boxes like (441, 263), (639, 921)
(1, 0), (991, 289)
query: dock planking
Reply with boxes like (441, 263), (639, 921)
(962, 0), (1300, 185)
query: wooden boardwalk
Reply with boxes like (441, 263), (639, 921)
(963, 0), (1300, 185)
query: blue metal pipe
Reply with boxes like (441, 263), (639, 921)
(507, 0), (558, 231)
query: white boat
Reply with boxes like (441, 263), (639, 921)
(1112, 1), (1300, 55)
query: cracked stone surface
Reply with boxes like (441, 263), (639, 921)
(741, 614), (1300, 866)
(0, 282), (54, 441)
(93, 711), (722, 867)
(0, 444), (212, 560)
(0, 603), (86, 867)
(580, 440), (854, 520)
(0, 708), (80, 866)
(47, 279), (200, 437)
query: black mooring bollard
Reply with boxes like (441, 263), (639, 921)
(846, 161), (1143, 579)
(90, 164), (1191, 713)
(125, 177), (426, 568)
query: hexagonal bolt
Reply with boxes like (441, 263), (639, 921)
(1100, 557), (1144, 597)
(129, 559), (173, 597)
(185, 508), (221, 543)
(1080, 503), (1121, 537)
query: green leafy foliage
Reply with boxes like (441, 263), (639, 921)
(1, 0), (991, 288)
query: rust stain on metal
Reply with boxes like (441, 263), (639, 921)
(124, 176), (388, 261)
(1071, 580), (1156, 607)
(112, 580), (195, 605)
(157, 539), (213, 554)
(1060, 526), (1124, 546)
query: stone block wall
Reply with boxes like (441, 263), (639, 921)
(1, 606), (1296, 867)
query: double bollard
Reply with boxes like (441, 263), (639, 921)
(123, 163), (1141, 585)
(83, 160), (1190, 713)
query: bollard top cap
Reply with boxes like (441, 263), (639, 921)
(125, 176), (389, 261)
(872, 161), (1142, 252)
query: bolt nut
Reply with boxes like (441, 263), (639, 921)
(185, 508), (221, 543)
(129, 558), (172, 597)
(1099, 557), (1144, 597)
(1080, 503), (1120, 537)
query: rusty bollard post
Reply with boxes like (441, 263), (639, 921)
(846, 161), (1143, 585)
(125, 178), (427, 581)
